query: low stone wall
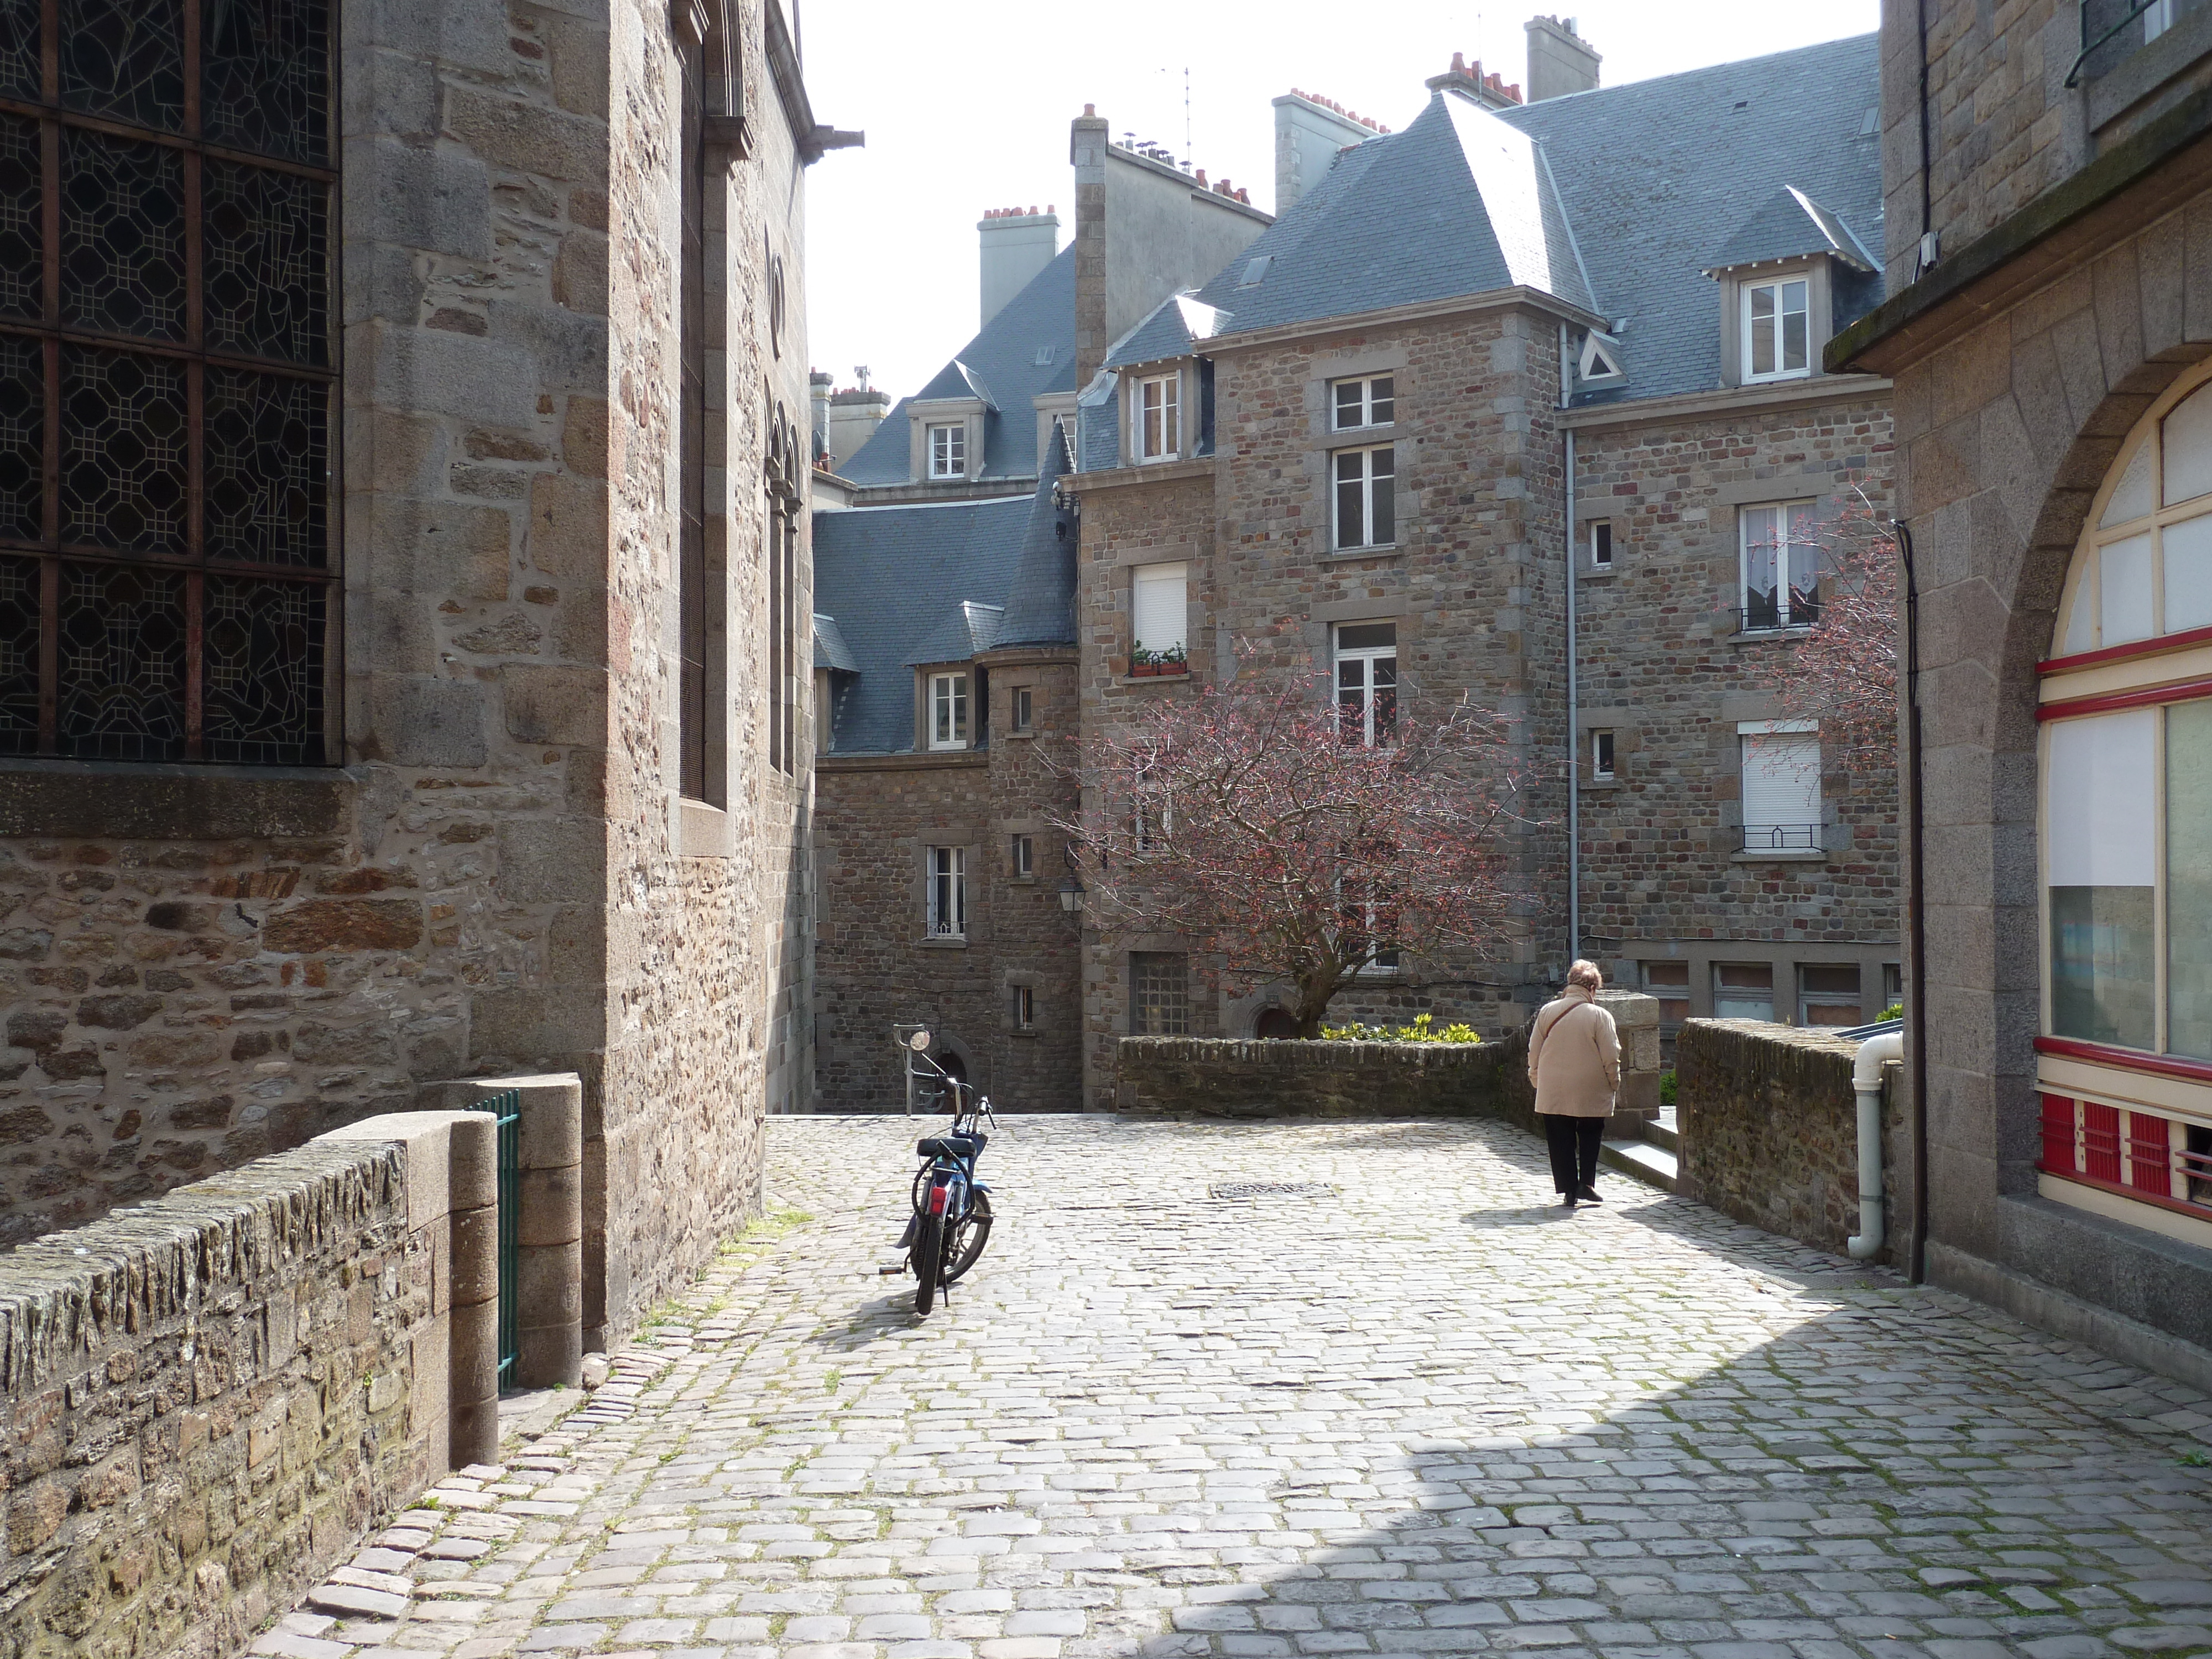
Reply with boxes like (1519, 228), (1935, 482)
(1676, 1019), (1904, 1263)
(1116, 1031), (1534, 1121)
(0, 1110), (502, 1659)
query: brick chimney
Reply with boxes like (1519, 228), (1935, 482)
(823, 385), (891, 474)
(1425, 51), (1522, 110)
(978, 206), (1060, 331)
(1524, 14), (1601, 102)
(808, 370), (832, 464)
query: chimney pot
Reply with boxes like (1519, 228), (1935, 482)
(1083, 103), (1095, 116)
(1451, 50), (1465, 71)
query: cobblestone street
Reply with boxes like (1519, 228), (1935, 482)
(274, 1115), (2212, 1659)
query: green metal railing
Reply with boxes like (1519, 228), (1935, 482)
(2067, 0), (2164, 86)
(475, 1089), (521, 1390)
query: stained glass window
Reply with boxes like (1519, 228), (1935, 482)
(0, 0), (333, 765)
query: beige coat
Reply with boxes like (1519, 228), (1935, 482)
(1527, 986), (1620, 1117)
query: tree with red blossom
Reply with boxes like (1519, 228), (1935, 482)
(1051, 668), (1526, 1037)
(1776, 487), (1900, 773)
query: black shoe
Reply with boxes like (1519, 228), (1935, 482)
(1558, 1193), (1578, 1208)
(1578, 1183), (1603, 1204)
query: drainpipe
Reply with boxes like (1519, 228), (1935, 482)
(1898, 519), (1929, 1283)
(1561, 324), (1579, 962)
(1849, 1029), (1905, 1258)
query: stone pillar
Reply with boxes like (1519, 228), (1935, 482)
(1600, 989), (1662, 1122)
(419, 1073), (586, 1387)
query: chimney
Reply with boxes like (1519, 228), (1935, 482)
(823, 385), (891, 475)
(1425, 52), (1522, 109)
(808, 370), (832, 465)
(978, 205), (1060, 331)
(1272, 90), (1384, 212)
(1524, 14), (1600, 102)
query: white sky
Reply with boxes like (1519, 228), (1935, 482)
(797, 0), (1881, 403)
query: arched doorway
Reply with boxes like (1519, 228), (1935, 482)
(1254, 1008), (1300, 1040)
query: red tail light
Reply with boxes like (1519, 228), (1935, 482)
(929, 1181), (950, 1215)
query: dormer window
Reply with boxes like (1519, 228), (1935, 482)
(1332, 375), (1395, 430)
(928, 671), (969, 748)
(928, 422), (966, 478)
(1138, 372), (1180, 462)
(1577, 331), (1625, 386)
(1743, 276), (1811, 382)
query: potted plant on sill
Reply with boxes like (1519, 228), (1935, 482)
(1129, 642), (1188, 679)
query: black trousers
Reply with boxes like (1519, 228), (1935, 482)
(1542, 1113), (1604, 1194)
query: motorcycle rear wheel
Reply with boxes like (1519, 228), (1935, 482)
(911, 1211), (944, 1316)
(943, 1191), (994, 1285)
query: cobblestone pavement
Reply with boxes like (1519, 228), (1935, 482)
(272, 1114), (2212, 1659)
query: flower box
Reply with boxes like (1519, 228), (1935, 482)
(1128, 661), (1189, 679)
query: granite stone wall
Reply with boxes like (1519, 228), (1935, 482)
(1676, 1018), (1903, 1264)
(0, 1113), (494, 1659)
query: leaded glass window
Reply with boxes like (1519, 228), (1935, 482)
(0, 0), (333, 765)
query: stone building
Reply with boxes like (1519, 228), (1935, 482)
(0, 0), (848, 1348)
(810, 29), (1904, 1112)
(1832, 2), (2212, 1365)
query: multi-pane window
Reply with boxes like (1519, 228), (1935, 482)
(1713, 963), (1776, 1021)
(1011, 983), (1035, 1030)
(1138, 372), (1178, 461)
(1334, 622), (1396, 746)
(1131, 951), (1189, 1034)
(1799, 964), (1863, 1027)
(1590, 728), (1615, 780)
(1740, 500), (1819, 629)
(0, 0), (335, 764)
(1740, 721), (1822, 851)
(928, 670), (967, 749)
(1011, 685), (1032, 731)
(1743, 275), (1811, 382)
(1589, 518), (1613, 569)
(1333, 444), (1394, 550)
(927, 845), (966, 937)
(1010, 832), (1032, 878)
(1332, 374), (1394, 430)
(928, 421), (964, 478)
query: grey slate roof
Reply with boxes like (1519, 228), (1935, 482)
(811, 496), (1032, 754)
(839, 246), (1077, 486)
(1181, 34), (1880, 406)
(812, 613), (859, 672)
(904, 601), (1005, 666)
(1105, 293), (1231, 371)
(997, 427), (1078, 648)
(1187, 92), (1596, 335)
(1704, 184), (1877, 274)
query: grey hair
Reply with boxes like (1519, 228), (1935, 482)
(1566, 959), (1603, 992)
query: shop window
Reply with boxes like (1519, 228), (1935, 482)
(1714, 963), (1775, 1021)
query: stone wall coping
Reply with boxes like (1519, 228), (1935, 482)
(1558, 373), (1892, 433)
(322, 1112), (486, 1232)
(0, 1139), (400, 1392)
(1679, 1016), (1862, 1060)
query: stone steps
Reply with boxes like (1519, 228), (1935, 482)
(1600, 1135), (1678, 1193)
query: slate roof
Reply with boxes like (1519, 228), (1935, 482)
(1105, 293), (1232, 371)
(1187, 92), (1596, 334)
(813, 435), (1079, 755)
(1179, 34), (1881, 406)
(839, 246), (1078, 486)
(1703, 184), (1877, 274)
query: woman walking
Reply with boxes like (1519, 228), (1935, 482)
(1527, 959), (1620, 1208)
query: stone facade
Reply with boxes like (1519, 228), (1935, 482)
(0, 1112), (497, 1659)
(1836, 0), (2212, 1355)
(0, 0), (837, 1355)
(1676, 1018), (1906, 1264)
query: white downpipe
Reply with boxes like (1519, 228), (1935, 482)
(1848, 1030), (1904, 1258)
(1561, 325), (1579, 962)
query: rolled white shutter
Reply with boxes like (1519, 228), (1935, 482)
(1132, 562), (1187, 654)
(1740, 731), (1820, 837)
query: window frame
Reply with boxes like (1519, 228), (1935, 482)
(1130, 560), (1188, 665)
(1010, 831), (1033, 879)
(927, 670), (969, 750)
(1334, 621), (1397, 748)
(1739, 499), (1822, 632)
(1589, 518), (1613, 570)
(1010, 685), (1032, 732)
(1332, 443), (1396, 552)
(1590, 728), (1615, 780)
(1136, 371), (1181, 463)
(1741, 273), (1813, 384)
(1130, 951), (1191, 1035)
(1738, 718), (1822, 853)
(926, 844), (967, 938)
(1331, 374), (1395, 432)
(1011, 982), (1036, 1030)
(927, 421), (966, 478)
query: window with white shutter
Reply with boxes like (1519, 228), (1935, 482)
(1739, 721), (1821, 852)
(1131, 562), (1188, 665)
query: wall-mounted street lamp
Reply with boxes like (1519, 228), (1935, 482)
(1058, 875), (1084, 913)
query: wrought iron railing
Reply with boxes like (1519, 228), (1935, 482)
(1737, 592), (1822, 633)
(475, 1089), (521, 1391)
(1742, 823), (1822, 852)
(2067, 0), (2167, 85)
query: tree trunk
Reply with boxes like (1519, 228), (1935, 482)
(1291, 970), (1340, 1039)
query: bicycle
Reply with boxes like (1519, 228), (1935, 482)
(889, 1032), (997, 1316)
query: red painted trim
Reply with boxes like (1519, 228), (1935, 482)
(2038, 1162), (2212, 1228)
(2036, 1035), (2212, 1086)
(2036, 674), (2212, 722)
(2040, 623), (2212, 677)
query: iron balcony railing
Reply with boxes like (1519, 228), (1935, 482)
(1743, 823), (1822, 852)
(1738, 591), (1823, 633)
(2068, 0), (2167, 86)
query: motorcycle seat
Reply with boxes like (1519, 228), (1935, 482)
(916, 1133), (985, 1159)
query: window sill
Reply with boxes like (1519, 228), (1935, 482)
(1009, 875), (1036, 886)
(1585, 776), (1621, 790)
(1730, 625), (1814, 645)
(1741, 371), (1815, 388)
(1006, 728), (1036, 739)
(1328, 545), (1401, 561)
(1011, 1027), (1040, 1040)
(679, 797), (733, 859)
(925, 743), (973, 753)
(1118, 674), (1192, 688)
(0, 757), (354, 839)
(1731, 847), (1828, 864)
(1579, 565), (1618, 582)
(919, 935), (969, 949)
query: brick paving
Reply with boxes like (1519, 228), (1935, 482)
(272, 1114), (2212, 1659)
